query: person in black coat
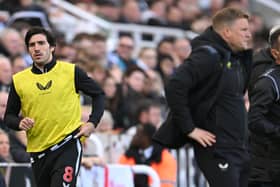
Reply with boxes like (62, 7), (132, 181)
(248, 25), (280, 187)
(154, 7), (252, 187)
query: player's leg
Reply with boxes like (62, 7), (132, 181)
(50, 138), (82, 187)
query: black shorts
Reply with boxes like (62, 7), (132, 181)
(30, 136), (82, 187)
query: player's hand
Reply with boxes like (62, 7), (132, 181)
(187, 128), (216, 147)
(19, 117), (34, 131)
(74, 122), (95, 138)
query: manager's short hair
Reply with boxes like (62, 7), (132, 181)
(212, 7), (249, 31)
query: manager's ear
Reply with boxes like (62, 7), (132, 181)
(271, 48), (280, 60)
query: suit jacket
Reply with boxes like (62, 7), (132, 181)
(153, 45), (227, 149)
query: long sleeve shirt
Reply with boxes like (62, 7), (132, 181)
(5, 58), (105, 130)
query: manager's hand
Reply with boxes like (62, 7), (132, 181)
(187, 128), (216, 147)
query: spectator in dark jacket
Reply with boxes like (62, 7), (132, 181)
(248, 25), (280, 187)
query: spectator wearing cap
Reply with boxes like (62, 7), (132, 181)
(248, 24), (280, 186)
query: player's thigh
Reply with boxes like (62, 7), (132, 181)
(50, 139), (82, 187)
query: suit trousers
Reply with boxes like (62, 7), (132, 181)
(193, 145), (250, 187)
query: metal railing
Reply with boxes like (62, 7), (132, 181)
(0, 147), (208, 187)
(48, 0), (197, 51)
(6, 11), (51, 29)
(255, 0), (280, 12)
(50, 0), (111, 30)
(0, 163), (160, 187)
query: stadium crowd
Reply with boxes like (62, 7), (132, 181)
(0, 0), (273, 187)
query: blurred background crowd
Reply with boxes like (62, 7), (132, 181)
(0, 0), (278, 186)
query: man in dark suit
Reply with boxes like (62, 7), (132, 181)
(154, 7), (252, 187)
